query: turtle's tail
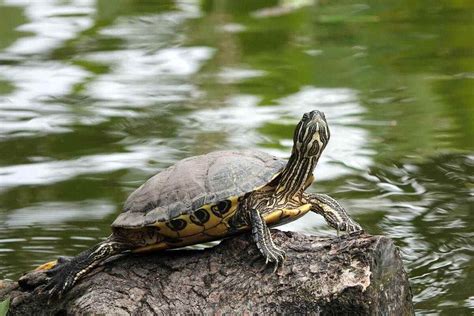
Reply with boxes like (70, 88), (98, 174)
(42, 236), (131, 298)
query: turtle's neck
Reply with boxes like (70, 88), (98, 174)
(274, 152), (318, 204)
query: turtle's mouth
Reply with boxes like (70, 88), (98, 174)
(304, 110), (326, 122)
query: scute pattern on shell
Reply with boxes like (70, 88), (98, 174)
(112, 150), (286, 228)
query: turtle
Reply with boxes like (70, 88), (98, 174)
(40, 110), (362, 297)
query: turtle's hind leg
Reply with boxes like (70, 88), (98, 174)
(43, 237), (131, 298)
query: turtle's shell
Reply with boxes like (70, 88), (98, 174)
(112, 150), (285, 228)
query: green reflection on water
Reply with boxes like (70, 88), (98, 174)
(0, 0), (472, 313)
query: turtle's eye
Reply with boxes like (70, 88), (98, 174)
(302, 113), (310, 121)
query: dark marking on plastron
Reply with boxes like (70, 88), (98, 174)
(211, 200), (232, 217)
(190, 208), (210, 226)
(166, 218), (187, 231)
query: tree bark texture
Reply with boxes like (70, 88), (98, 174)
(0, 231), (413, 315)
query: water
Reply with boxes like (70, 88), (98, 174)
(0, 0), (473, 313)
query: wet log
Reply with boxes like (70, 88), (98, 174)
(0, 231), (413, 315)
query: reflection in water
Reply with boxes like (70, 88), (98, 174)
(357, 154), (474, 310)
(0, 0), (473, 314)
(4, 200), (115, 226)
(186, 86), (372, 178)
(0, 147), (178, 188)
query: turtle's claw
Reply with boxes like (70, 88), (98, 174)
(336, 219), (363, 236)
(41, 259), (78, 301)
(346, 221), (363, 234)
(264, 246), (285, 273)
(256, 242), (285, 273)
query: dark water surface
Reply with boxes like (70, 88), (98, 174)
(0, 0), (473, 313)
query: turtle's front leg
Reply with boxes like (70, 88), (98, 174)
(249, 209), (285, 270)
(305, 193), (362, 233)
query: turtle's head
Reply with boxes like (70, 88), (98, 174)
(292, 110), (330, 158)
